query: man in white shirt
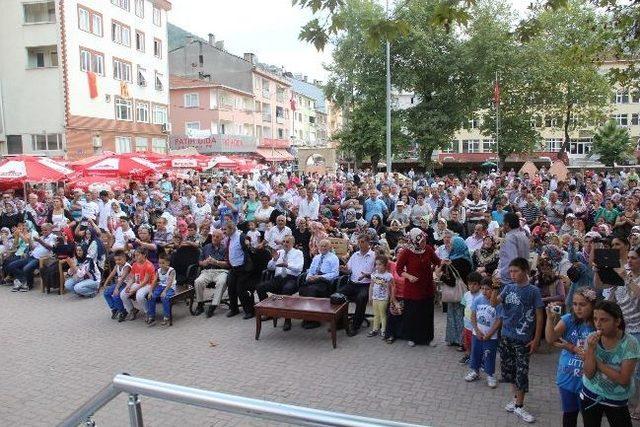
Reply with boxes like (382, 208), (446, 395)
(340, 235), (376, 335)
(81, 192), (100, 222)
(297, 187), (319, 220)
(111, 217), (136, 251)
(265, 215), (292, 250)
(465, 222), (486, 254)
(257, 235), (304, 331)
(98, 190), (116, 231)
(8, 223), (57, 291)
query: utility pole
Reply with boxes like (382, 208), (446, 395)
(495, 71), (500, 172)
(385, 0), (392, 174)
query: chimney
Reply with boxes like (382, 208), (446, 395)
(303, 75), (308, 82)
(214, 40), (225, 50)
(243, 52), (256, 64)
(208, 33), (215, 45)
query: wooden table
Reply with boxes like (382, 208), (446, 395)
(254, 296), (348, 349)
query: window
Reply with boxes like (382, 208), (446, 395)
(31, 133), (62, 151)
(153, 38), (162, 58)
(482, 139), (495, 152)
(153, 6), (161, 26)
(115, 136), (131, 154)
(442, 141), (456, 153)
(467, 117), (479, 129)
(544, 117), (558, 128)
(309, 116), (316, 124)
(262, 104), (272, 122)
(154, 72), (163, 91)
(136, 101), (149, 123)
(277, 128), (284, 139)
(462, 139), (480, 153)
(186, 122), (200, 131)
(632, 92), (640, 103)
(632, 114), (639, 126)
(112, 21), (131, 47)
(545, 138), (562, 152)
(615, 91), (629, 104)
(6, 135), (23, 155)
(152, 138), (167, 153)
(79, 48), (104, 75)
(262, 79), (270, 98)
(153, 105), (167, 124)
(137, 66), (147, 87)
(135, 0), (144, 18)
(276, 87), (286, 103)
(113, 58), (132, 82)
(115, 97), (133, 121)
(23, 2), (56, 24)
(611, 114), (629, 127)
(135, 31), (145, 52)
(184, 93), (199, 108)
(111, 0), (130, 11)
(135, 137), (148, 152)
(78, 6), (102, 36)
(27, 47), (58, 68)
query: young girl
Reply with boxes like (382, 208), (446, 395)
(146, 253), (176, 327)
(368, 256), (392, 339)
(246, 221), (261, 249)
(581, 300), (640, 427)
(545, 288), (597, 427)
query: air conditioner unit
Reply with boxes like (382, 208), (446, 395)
(92, 136), (102, 148)
(161, 123), (172, 134)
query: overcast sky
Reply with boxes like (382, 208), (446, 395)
(169, 0), (531, 83)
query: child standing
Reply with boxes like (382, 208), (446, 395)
(460, 272), (483, 364)
(146, 253), (176, 326)
(102, 249), (132, 321)
(491, 257), (544, 424)
(465, 277), (503, 388)
(367, 256), (392, 339)
(246, 221), (262, 249)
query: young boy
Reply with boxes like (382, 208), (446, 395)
(460, 272), (483, 364)
(246, 221), (261, 249)
(103, 250), (132, 321)
(120, 247), (156, 321)
(491, 257), (543, 424)
(367, 255), (392, 339)
(465, 277), (503, 388)
(146, 253), (176, 326)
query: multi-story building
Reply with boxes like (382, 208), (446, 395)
(288, 75), (328, 146)
(0, 0), (172, 159)
(327, 101), (344, 138)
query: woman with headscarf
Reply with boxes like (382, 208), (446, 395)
(308, 221), (328, 258)
(63, 245), (101, 297)
(390, 228), (441, 346)
(369, 214), (386, 236)
(439, 233), (473, 350)
(569, 194), (588, 223)
(431, 218), (448, 246)
(381, 219), (404, 253)
(472, 235), (499, 277)
(0, 201), (20, 230)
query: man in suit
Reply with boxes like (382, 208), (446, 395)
(299, 239), (340, 329)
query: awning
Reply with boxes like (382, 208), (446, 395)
(256, 148), (294, 162)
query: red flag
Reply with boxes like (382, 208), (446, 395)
(87, 71), (98, 99)
(493, 78), (500, 106)
(290, 97), (297, 112)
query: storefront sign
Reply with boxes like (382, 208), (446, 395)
(169, 134), (258, 154)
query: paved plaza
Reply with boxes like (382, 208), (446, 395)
(0, 289), (619, 427)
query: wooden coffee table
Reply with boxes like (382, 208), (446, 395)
(254, 296), (348, 349)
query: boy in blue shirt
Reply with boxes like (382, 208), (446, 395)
(491, 257), (544, 424)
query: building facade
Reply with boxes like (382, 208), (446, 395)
(289, 75), (328, 147)
(0, 0), (171, 159)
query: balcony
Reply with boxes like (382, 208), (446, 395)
(24, 2), (56, 25)
(262, 113), (271, 123)
(262, 89), (270, 99)
(276, 116), (285, 124)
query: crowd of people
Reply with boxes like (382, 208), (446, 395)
(1, 164), (640, 426)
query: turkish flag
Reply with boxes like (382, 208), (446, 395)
(290, 97), (296, 112)
(88, 71), (98, 99)
(493, 79), (500, 106)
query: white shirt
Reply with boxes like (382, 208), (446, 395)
(346, 249), (376, 284)
(98, 199), (116, 230)
(298, 197), (319, 220)
(265, 225), (292, 250)
(81, 200), (99, 221)
(31, 233), (57, 260)
(192, 203), (212, 227)
(267, 247), (304, 277)
(465, 234), (484, 254)
(113, 226), (136, 251)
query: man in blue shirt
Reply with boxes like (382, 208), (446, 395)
(363, 189), (388, 223)
(299, 239), (340, 329)
(223, 222), (255, 319)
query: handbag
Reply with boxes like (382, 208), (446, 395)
(440, 264), (467, 303)
(330, 293), (347, 305)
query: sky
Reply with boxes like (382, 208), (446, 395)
(169, 0), (532, 83)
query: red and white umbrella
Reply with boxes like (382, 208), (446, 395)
(75, 153), (158, 179)
(67, 175), (131, 192)
(209, 155), (238, 170)
(0, 156), (76, 188)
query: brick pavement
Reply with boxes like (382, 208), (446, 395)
(0, 289), (624, 427)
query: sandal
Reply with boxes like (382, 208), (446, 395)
(386, 336), (395, 344)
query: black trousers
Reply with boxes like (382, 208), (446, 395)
(226, 267), (254, 314)
(581, 394), (632, 427)
(299, 278), (332, 298)
(341, 281), (370, 330)
(257, 275), (299, 301)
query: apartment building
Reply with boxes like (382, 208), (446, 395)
(288, 75), (328, 146)
(0, 0), (171, 159)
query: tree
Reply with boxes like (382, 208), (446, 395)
(588, 119), (634, 167)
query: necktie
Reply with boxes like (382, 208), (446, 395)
(281, 250), (289, 277)
(316, 253), (325, 275)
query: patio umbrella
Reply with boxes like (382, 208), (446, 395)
(209, 155), (238, 170)
(0, 156), (76, 189)
(75, 153), (158, 179)
(67, 175), (131, 192)
(481, 161), (498, 168)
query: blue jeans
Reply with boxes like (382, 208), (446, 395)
(104, 282), (125, 312)
(469, 335), (498, 376)
(65, 277), (99, 296)
(7, 256), (40, 286)
(146, 286), (175, 318)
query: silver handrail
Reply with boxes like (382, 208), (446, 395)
(58, 374), (426, 427)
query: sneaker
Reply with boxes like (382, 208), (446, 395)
(380, 331), (386, 339)
(366, 330), (379, 337)
(18, 284), (29, 292)
(127, 309), (138, 321)
(487, 376), (497, 388)
(464, 370), (479, 382)
(505, 401), (517, 413)
(407, 341), (416, 347)
(13, 279), (21, 288)
(427, 341), (438, 347)
(118, 311), (128, 322)
(111, 309), (119, 320)
(11, 283), (21, 292)
(146, 317), (156, 327)
(161, 317), (170, 326)
(458, 355), (470, 364)
(514, 407), (535, 423)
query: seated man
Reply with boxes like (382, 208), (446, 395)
(193, 229), (229, 318)
(257, 235), (304, 331)
(265, 215), (292, 251)
(340, 235), (376, 336)
(299, 239), (340, 329)
(8, 223), (57, 292)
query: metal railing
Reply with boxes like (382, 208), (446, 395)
(58, 374), (425, 427)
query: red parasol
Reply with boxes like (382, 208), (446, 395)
(72, 152), (158, 179)
(0, 155), (76, 189)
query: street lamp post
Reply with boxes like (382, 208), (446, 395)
(385, 0), (392, 174)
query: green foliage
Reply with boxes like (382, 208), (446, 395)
(588, 120), (634, 167)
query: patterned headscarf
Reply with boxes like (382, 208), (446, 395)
(407, 228), (427, 254)
(542, 244), (564, 270)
